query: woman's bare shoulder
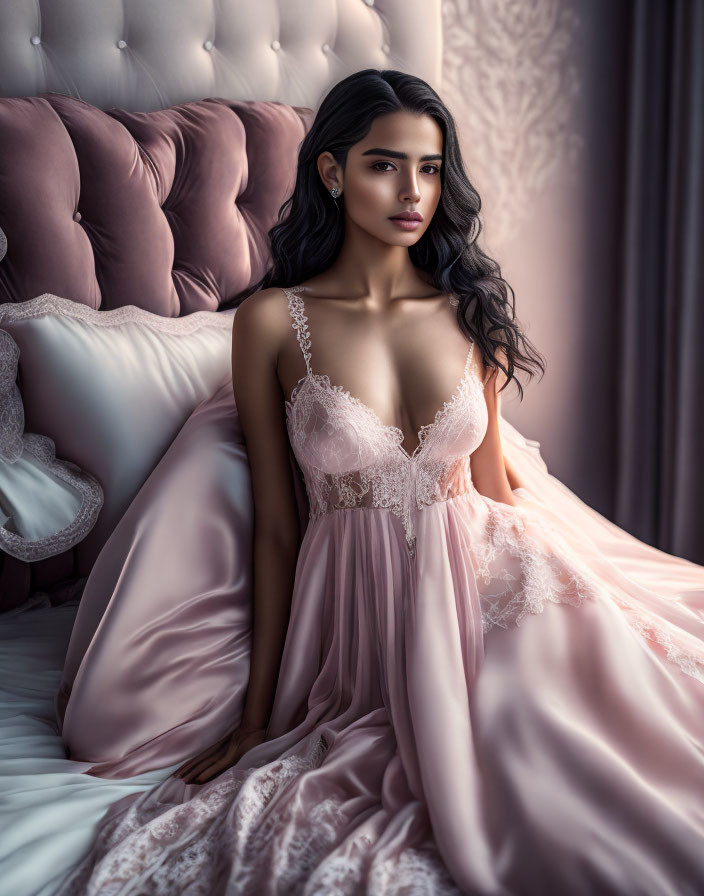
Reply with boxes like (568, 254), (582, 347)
(237, 285), (291, 314)
(232, 287), (294, 346)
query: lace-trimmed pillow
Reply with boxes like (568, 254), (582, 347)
(0, 294), (234, 577)
(0, 431), (104, 563)
(2, 300), (105, 564)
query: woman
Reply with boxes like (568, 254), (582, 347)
(57, 70), (704, 895)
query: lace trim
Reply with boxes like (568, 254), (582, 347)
(472, 498), (606, 634)
(286, 369), (481, 461)
(284, 286), (477, 461)
(0, 329), (24, 461)
(283, 282), (490, 558)
(473, 497), (704, 686)
(306, 840), (462, 895)
(0, 292), (234, 333)
(0, 432), (104, 561)
(285, 372), (484, 559)
(0, 295), (232, 462)
(0, 294), (230, 555)
(56, 731), (462, 896)
(606, 588), (704, 685)
(285, 285), (312, 375)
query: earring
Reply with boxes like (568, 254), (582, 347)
(330, 187), (340, 198)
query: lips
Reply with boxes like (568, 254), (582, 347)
(389, 212), (422, 221)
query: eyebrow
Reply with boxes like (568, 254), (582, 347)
(361, 147), (443, 162)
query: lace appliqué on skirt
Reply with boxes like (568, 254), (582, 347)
(473, 499), (606, 634)
(476, 498), (704, 686)
(56, 731), (461, 895)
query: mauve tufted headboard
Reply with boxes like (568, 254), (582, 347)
(0, 0), (442, 315)
(0, 94), (315, 313)
(0, 1), (444, 608)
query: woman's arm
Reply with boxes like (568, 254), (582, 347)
(503, 452), (525, 491)
(175, 290), (302, 783)
(230, 289), (303, 732)
(470, 351), (518, 507)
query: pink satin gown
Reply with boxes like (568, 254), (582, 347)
(56, 285), (704, 895)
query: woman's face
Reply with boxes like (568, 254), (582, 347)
(319, 110), (444, 246)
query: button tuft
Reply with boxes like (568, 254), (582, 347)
(203, 39), (213, 51)
(117, 39), (127, 49)
(271, 39), (281, 51)
(30, 35), (41, 46)
(73, 211), (82, 223)
(322, 43), (330, 53)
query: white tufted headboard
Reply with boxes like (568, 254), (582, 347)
(0, 0), (443, 111)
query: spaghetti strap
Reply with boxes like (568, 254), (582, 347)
(463, 340), (474, 380)
(283, 285), (312, 377)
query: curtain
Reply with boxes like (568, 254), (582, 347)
(616, 0), (704, 563)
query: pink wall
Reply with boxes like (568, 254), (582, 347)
(441, 0), (631, 517)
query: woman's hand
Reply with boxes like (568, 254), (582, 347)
(173, 723), (267, 784)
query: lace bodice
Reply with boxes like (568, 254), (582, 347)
(283, 285), (489, 558)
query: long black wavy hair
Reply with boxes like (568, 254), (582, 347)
(220, 68), (546, 398)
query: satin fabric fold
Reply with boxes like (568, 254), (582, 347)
(54, 376), (704, 894)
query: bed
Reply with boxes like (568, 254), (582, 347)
(0, 3), (444, 893)
(4, 3), (695, 894)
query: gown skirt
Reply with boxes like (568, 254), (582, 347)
(53, 388), (704, 895)
(53, 287), (704, 894)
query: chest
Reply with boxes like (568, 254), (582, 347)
(285, 370), (488, 471)
(280, 291), (483, 456)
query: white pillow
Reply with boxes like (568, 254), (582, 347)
(0, 294), (234, 575)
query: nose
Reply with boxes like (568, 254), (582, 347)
(400, 172), (421, 203)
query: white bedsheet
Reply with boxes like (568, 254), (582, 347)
(0, 595), (179, 896)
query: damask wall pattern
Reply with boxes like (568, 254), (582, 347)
(440, 0), (584, 245)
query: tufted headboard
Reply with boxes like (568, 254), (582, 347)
(0, 0), (442, 112)
(0, 1), (444, 608)
(0, 0), (442, 314)
(0, 94), (315, 313)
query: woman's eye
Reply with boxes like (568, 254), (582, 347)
(371, 162), (441, 175)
